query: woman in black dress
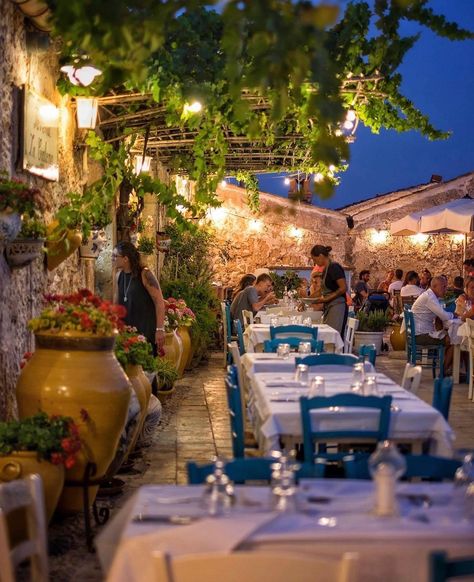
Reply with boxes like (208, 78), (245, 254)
(113, 241), (166, 355)
(310, 244), (348, 336)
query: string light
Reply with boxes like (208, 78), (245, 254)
(284, 177), (290, 185)
(370, 229), (389, 244)
(183, 101), (203, 114)
(410, 233), (429, 245)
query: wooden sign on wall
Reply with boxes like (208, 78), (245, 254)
(23, 89), (59, 181)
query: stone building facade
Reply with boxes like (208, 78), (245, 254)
(0, 1), (91, 419)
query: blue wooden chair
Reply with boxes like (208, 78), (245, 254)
(233, 319), (246, 355)
(299, 393), (392, 464)
(263, 338), (324, 353)
(225, 365), (245, 458)
(270, 325), (318, 340)
(358, 344), (376, 366)
(432, 376), (453, 421)
(404, 307), (445, 378)
(221, 301), (236, 365)
(429, 551), (474, 582)
(343, 453), (461, 481)
(295, 353), (359, 368)
(187, 457), (327, 484)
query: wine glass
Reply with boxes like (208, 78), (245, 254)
(276, 343), (290, 359)
(298, 341), (312, 355)
(309, 376), (325, 397)
(294, 364), (309, 385)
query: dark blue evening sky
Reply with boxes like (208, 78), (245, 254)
(257, 0), (474, 210)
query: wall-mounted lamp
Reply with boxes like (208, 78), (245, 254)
(183, 101), (203, 114)
(288, 226), (304, 239)
(76, 97), (99, 129)
(38, 104), (59, 127)
(248, 219), (263, 232)
(370, 229), (389, 245)
(61, 65), (102, 87)
(410, 233), (429, 245)
(133, 155), (152, 175)
(220, 179), (227, 188)
(207, 207), (227, 226)
(451, 234), (464, 243)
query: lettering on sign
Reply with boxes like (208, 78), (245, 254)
(23, 89), (59, 181)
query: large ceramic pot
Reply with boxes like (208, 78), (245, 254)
(79, 228), (106, 260)
(390, 324), (406, 351)
(16, 332), (131, 512)
(5, 238), (45, 268)
(0, 209), (21, 246)
(137, 395), (163, 448)
(124, 364), (152, 456)
(0, 451), (65, 522)
(46, 222), (82, 271)
(163, 330), (183, 371)
(177, 326), (192, 377)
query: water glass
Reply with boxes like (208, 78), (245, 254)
(298, 341), (312, 355)
(270, 316), (279, 327)
(309, 376), (325, 397)
(294, 364), (309, 385)
(290, 315), (298, 325)
(352, 362), (365, 385)
(276, 343), (291, 359)
(303, 317), (312, 327)
(350, 381), (363, 394)
(363, 375), (379, 395)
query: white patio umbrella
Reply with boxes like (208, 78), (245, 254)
(390, 196), (474, 235)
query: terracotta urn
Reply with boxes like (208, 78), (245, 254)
(0, 451), (65, 523)
(390, 323), (406, 351)
(163, 330), (183, 371)
(16, 332), (131, 512)
(123, 364), (152, 456)
(177, 326), (192, 376)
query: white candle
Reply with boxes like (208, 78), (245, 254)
(374, 463), (398, 517)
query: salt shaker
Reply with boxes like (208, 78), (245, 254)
(368, 441), (406, 517)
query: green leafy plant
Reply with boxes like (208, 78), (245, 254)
(356, 309), (391, 332)
(18, 215), (47, 239)
(114, 326), (157, 372)
(0, 412), (81, 469)
(270, 271), (302, 298)
(155, 357), (179, 391)
(29, 288), (126, 335)
(137, 235), (155, 255)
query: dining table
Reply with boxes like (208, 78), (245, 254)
(246, 368), (454, 457)
(97, 480), (474, 582)
(243, 323), (344, 354)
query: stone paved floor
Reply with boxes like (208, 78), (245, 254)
(45, 351), (473, 580)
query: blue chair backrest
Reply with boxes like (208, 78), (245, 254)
(295, 353), (359, 368)
(187, 457), (326, 484)
(225, 364), (244, 458)
(299, 393), (392, 464)
(358, 344), (376, 366)
(403, 307), (416, 359)
(432, 376), (453, 421)
(233, 319), (246, 355)
(429, 551), (474, 582)
(263, 338), (324, 353)
(224, 302), (232, 343)
(270, 325), (318, 340)
(343, 453), (461, 480)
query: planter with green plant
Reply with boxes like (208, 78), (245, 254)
(270, 270), (302, 299)
(5, 215), (47, 268)
(155, 357), (179, 400)
(0, 412), (81, 521)
(137, 235), (155, 255)
(353, 309), (391, 355)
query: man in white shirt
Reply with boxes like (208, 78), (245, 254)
(411, 275), (454, 369)
(400, 270), (423, 298)
(388, 268), (404, 296)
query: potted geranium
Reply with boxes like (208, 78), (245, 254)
(0, 412), (81, 521)
(16, 289), (131, 513)
(114, 326), (157, 457)
(354, 309), (391, 355)
(0, 171), (45, 245)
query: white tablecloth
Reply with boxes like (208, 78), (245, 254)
(98, 482), (474, 582)
(244, 324), (344, 354)
(247, 370), (454, 456)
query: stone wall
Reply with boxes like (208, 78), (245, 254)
(207, 184), (348, 288)
(0, 1), (91, 419)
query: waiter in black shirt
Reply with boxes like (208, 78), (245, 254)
(310, 244), (348, 336)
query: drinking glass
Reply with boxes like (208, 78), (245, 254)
(303, 317), (312, 327)
(363, 374), (379, 395)
(290, 315), (298, 325)
(352, 362), (365, 385)
(270, 316), (279, 327)
(276, 343), (291, 359)
(298, 341), (312, 355)
(309, 376), (325, 397)
(294, 364), (309, 385)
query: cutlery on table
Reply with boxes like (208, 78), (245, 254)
(132, 514), (200, 525)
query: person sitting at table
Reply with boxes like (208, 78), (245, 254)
(310, 244), (347, 336)
(411, 275), (454, 371)
(297, 278), (309, 298)
(419, 268), (432, 290)
(450, 275), (465, 298)
(353, 270), (370, 310)
(378, 269), (394, 293)
(388, 268), (404, 296)
(230, 273), (277, 326)
(231, 273), (256, 300)
(400, 271), (423, 298)
(455, 276), (474, 321)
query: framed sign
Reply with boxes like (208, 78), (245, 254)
(23, 89), (59, 181)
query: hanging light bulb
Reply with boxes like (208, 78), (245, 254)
(220, 179), (227, 187)
(284, 177), (290, 185)
(346, 109), (357, 122)
(60, 65), (102, 87)
(183, 101), (203, 114)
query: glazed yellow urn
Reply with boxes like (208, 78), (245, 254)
(45, 222), (82, 271)
(177, 326), (192, 376)
(123, 364), (152, 457)
(163, 330), (183, 372)
(0, 451), (65, 522)
(16, 332), (131, 512)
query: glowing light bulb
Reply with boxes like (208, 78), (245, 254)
(346, 110), (356, 122)
(314, 173), (324, 183)
(220, 179), (227, 188)
(183, 101), (203, 114)
(343, 120), (354, 130)
(284, 177), (291, 185)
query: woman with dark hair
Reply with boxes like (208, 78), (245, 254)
(113, 241), (166, 354)
(309, 244), (347, 335)
(232, 274), (256, 300)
